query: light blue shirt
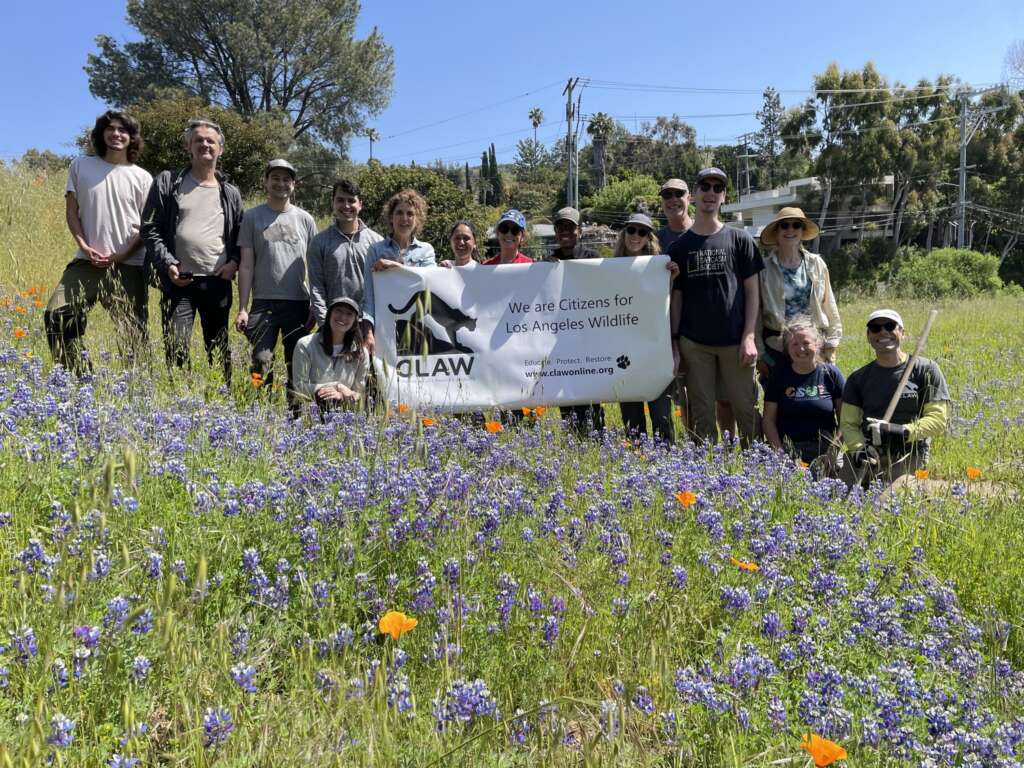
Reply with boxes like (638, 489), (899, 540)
(362, 236), (436, 325)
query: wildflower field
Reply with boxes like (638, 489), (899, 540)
(2, 168), (1024, 766)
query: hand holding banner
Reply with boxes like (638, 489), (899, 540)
(372, 256), (674, 411)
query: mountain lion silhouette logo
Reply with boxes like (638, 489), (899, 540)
(387, 290), (477, 354)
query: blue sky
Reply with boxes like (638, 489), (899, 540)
(3, 0), (1022, 167)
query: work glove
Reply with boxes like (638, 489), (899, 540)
(866, 418), (908, 447)
(849, 445), (880, 469)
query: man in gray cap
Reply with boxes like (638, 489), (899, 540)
(838, 308), (949, 487)
(657, 179), (693, 253)
(668, 167), (764, 444)
(235, 158), (317, 410)
(547, 207), (600, 262)
(546, 206), (604, 436)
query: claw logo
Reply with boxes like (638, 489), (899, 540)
(616, 355), (631, 370)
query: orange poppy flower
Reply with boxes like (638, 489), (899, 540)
(250, 372), (264, 388)
(521, 407), (531, 416)
(484, 420), (503, 433)
(15, 305), (26, 314)
(13, 327), (27, 339)
(398, 403), (410, 414)
(673, 407), (682, 418)
(800, 733), (847, 767)
(421, 417), (436, 427)
(534, 406), (546, 416)
(674, 490), (697, 508)
(33, 299), (43, 308)
(966, 466), (982, 480)
(730, 556), (759, 572)
(378, 610), (418, 640)
(914, 469), (929, 480)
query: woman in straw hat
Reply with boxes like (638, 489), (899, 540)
(756, 207), (842, 378)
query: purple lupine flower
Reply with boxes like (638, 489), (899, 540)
(202, 707), (234, 747)
(599, 699), (621, 739)
(0, 666), (8, 689)
(231, 625), (249, 657)
(48, 713), (75, 747)
(10, 626), (37, 665)
(315, 669), (338, 696)
(144, 551), (162, 580)
(725, 644), (777, 694)
(432, 678), (500, 731)
(131, 656), (151, 685)
(719, 586), (751, 613)
(760, 611), (784, 639)
(540, 615), (560, 648)
(109, 755), (140, 768)
(767, 696), (787, 732)
(104, 596), (131, 629)
(230, 663), (257, 693)
(509, 708), (530, 745)
(632, 686), (655, 714)
(89, 549), (112, 580)
(670, 566), (688, 590)
(51, 659), (69, 689)
(72, 647), (91, 679)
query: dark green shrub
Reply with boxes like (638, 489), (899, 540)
(892, 247), (1003, 298)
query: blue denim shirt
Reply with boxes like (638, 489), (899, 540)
(362, 236), (436, 325)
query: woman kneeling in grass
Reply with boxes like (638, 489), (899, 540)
(293, 297), (368, 412)
(762, 317), (844, 466)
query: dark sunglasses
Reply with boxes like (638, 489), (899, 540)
(625, 226), (650, 236)
(779, 220), (804, 231)
(660, 190), (687, 199)
(698, 181), (725, 193)
(867, 321), (898, 333)
(497, 223), (522, 235)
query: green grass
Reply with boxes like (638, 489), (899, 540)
(1, 164), (1024, 767)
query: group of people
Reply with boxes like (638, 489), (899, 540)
(43, 110), (950, 487)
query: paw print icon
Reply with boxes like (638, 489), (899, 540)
(616, 355), (630, 370)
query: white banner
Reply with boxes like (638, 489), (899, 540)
(372, 256), (674, 411)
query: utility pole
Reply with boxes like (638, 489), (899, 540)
(957, 87), (1008, 248)
(563, 77), (579, 208)
(736, 132), (757, 197)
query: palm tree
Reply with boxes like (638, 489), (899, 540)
(528, 108), (544, 143)
(587, 112), (614, 190)
(365, 128), (381, 161)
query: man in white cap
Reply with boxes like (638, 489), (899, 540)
(838, 308), (949, 486)
(656, 179), (693, 253)
(235, 159), (317, 411)
(669, 167), (763, 444)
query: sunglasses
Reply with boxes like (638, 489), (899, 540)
(867, 321), (898, 333)
(698, 181), (725, 193)
(497, 223), (522, 235)
(625, 226), (650, 236)
(660, 190), (687, 199)
(779, 221), (804, 231)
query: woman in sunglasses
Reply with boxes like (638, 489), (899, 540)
(611, 213), (676, 443)
(484, 209), (533, 264)
(837, 308), (949, 487)
(756, 207), (841, 377)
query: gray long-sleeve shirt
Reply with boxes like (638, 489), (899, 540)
(306, 221), (383, 325)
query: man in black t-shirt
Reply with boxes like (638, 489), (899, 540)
(547, 207), (604, 437)
(838, 308), (950, 487)
(669, 168), (764, 443)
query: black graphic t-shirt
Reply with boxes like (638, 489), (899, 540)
(669, 226), (764, 346)
(765, 363), (845, 444)
(842, 356), (950, 450)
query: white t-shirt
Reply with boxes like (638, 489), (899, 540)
(66, 155), (153, 267)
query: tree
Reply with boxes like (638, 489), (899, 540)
(479, 150), (490, 205)
(1004, 40), (1024, 86)
(487, 143), (504, 206)
(587, 112), (614, 191)
(464, 163), (472, 192)
(512, 138), (553, 182)
(104, 90), (292, 194)
(583, 173), (660, 227)
(355, 163), (487, 259)
(85, 0), (394, 150)
(528, 107), (544, 143)
(18, 149), (73, 174)
(755, 87), (784, 188)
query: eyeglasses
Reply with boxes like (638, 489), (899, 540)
(625, 226), (650, 236)
(698, 181), (725, 193)
(497, 223), (522, 235)
(779, 221), (804, 231)
(660, 190), (687, 199)
(867, 321), (898, 333)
